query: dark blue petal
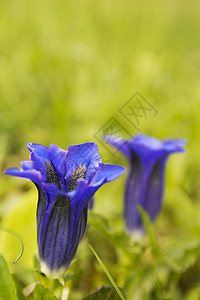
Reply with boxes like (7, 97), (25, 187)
(37, 181), (89, 272)
(65, 176), (112, 259)
(3, 167), (42, 185)
(62, 205), (88, 269)
(125, 156), (167, 233)
(124, 153), (144, 233)
(27, 143), (50, 179)
(63, 181), (95, 267)
(90, 163), (126, 185)
(144, 158), (167, 222)
(27, 143), (49, 159)
(128, 135), (165, 165)
(36, 185), (47, 257)
(130, 134), (162, 150)
(163, 139), (187, 152)
(67, 180), (92, 224)
(36, 184), (60, 265)
(103, 135), (132, 161)
(49, 144), (66, 188)
(41, 183), (61, 206)
(20, 160), (35, 171)
(65, 143), (102, 181)
(38, 194), (71, 271)
(128, 134), (187, 165)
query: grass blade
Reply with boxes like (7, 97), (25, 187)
(88, 243), (126, 300)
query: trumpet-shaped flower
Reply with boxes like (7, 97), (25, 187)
(3, 142), (125, 275)
(104, 134), (186, 235)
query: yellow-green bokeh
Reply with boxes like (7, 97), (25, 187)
(0, 0), (200, 298)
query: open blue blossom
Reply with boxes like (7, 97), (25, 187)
(104, 134), (186, 235)
(3, 142), (125, 275)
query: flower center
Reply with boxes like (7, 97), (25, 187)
(68, 165), (87, 191)
(45, 162), (60, 187)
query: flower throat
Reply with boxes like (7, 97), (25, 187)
(68, 165), (87, 191)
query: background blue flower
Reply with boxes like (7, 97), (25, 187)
(104, 134), (186, 235)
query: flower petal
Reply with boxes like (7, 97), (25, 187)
(130, 134), (162, 150)
(68, 180), (92, 211)
(90, 163), (126, 185)
(48, 144), (67, 185)
(66, 143), (102, 181)
(128, 134), (187, 166)
(63, 206), (87, 269)
(128, 135), (165, 164)
(103, 135), (132, 161)
(27, 143), (50, 178)
(163, 139), (187, 152)
(63, 181), (92, 265)
(36, 185), (47, 256)
(144, 158), (167, 222)
(38, 194), (71, 271)
(124, 156), (144, 233)
(20, 160), (35, 171)
(3, 167), (42, 185)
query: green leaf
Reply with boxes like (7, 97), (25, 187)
(88, 212), (110, 230)
(138, 206), (181, 271)
(63, 273), (74, 285)
(0, 254), (17, 300)
(15, 284), (27, 300)
(177, 256), (200, 295)
(82, 286), (125, 300)
(137, 206), (161, 258)
(33, 270), (49, 287)
(88, 212), (133, 253)
(88, 244), (126, 300)
(33, 254), (41, 271)
(33, 283), (57, 300)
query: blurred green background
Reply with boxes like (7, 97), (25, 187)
(0, 0), (200, 299)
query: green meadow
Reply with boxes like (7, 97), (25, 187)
(0, 0), (200, 299)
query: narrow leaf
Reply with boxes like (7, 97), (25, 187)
(88, 244), (126, 300)
(82, 286), (124, 300)
(137, 206), (161, 257)
(0, 254), (17, 300)
(15, 284), (27, 300)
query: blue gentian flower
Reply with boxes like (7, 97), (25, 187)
(104, 134), (186, 235)
(3, 142), (125, 275)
